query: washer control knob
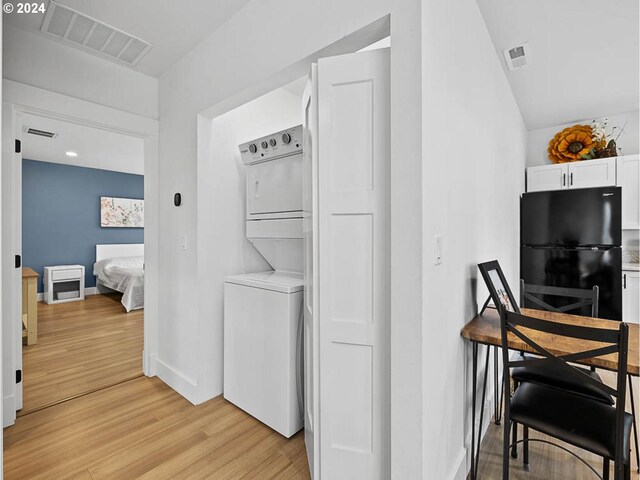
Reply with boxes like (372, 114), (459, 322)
(261, 141), (269, 149)
(248, 144), (257, 154)
(281, 133), (292, 144)
(269, 138), (277, 147)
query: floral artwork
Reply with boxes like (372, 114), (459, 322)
(547, 119), (623, 164)
(100, 197), (144, 228)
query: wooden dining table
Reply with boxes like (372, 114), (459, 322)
(460, 307), (639, 480)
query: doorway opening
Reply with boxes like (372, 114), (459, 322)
(5, 108), (153, 419)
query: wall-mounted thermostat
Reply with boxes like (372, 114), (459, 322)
(174, 193), (182, 206)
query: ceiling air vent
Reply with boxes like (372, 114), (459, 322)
(503, 42), (531, 71)
(40, 1), (153, 67)
(23, 126), (58, 139)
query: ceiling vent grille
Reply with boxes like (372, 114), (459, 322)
(41, 1), (153, 67)
(23, 126), (58, 139)
(503, 42), (531, 71)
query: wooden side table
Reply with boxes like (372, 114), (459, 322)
(22, 267), (38, 345)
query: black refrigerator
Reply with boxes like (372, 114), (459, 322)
(520, 186), (622, 320)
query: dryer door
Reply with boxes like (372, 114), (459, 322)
(247, 153), (302, 217)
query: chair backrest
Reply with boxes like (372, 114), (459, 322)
(499, 308), (629, 462)
(520, 280), (599, 318)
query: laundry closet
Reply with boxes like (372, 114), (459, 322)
(203, 46), (391, 479)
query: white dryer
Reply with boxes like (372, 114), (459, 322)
(223, 125), (304, 438)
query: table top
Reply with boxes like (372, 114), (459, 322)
(22, 267), (38, 279)
(461, 307), (639, 377)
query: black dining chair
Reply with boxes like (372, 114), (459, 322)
(499, 307), (632, 480)
(515, 281), (639, 473)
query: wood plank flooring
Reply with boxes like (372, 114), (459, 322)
(21, 294), (143, 414)
(4, 376), (310, 480)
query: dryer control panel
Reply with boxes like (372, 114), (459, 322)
(239, 125), (302, 165)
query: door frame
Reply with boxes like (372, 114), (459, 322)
(2, 81), (159, 426)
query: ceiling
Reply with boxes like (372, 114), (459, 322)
(3, 0), (252, 77)
(476, 0), (639, 130)
(21, 114), (144, 175)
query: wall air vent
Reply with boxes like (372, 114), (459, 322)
(503, 42), (531, 71)
(40, 1), (153, 67)
(23, 126), (58, 139)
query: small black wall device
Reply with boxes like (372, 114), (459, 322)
(174, 193), (182, 206)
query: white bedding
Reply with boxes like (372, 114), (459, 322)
(93, 256), (144, 312)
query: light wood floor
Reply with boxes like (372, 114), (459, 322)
(21, 294), (143, 413)
(477, 422), (639, 479)
(4, 376), (310, 480)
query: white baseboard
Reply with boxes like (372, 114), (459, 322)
(447, 447), (468, 480)
(3, 394), (15, 428)
(156, 358), (200, 405)
(143, 351), (157, 377)
(37, 287), (99, 302)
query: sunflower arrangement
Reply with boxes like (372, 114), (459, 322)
(547, 119), (622, 164)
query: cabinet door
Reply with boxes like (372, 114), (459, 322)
(617, 155), (640, 229)
(526, 164), (568, 192)
(567, 157), (616, 189)
(622, 271), (639, 323)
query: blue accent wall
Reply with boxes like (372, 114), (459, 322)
(22, 160), (144, 292)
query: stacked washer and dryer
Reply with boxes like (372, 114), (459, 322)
(223, 125), (304, 438)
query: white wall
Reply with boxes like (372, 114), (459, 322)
(526, 110), (640, 167)
(3, 26), (158, 119)
(421, 0), (527, 478)
(195, 87), (301, 399)
(157, 0), (425, 476)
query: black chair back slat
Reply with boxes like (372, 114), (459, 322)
(520, 280), (599, 318)
(505, 319), (618, 399)
(507, 310), (620, 343)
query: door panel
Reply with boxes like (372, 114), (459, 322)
(568, 157), (616, 189)
(521, 246), (622, 320)
(526, 164), (567, 192)
(318, 48), (390, 479)
(617, 155), (640, 229)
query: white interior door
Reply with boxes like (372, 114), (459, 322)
(2, 105), (23, 425)
(317, 48), (390, 479)
(13, 113), (23, 413)
(302, 64), (320, 478)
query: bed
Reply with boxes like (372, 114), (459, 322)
(93, 244), (144, 312)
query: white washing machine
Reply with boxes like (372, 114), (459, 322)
(224, 125), (304, 438)
(224, 272), (303, 437)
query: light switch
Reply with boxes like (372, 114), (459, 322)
(434, 234), (443, 265)
(180, 235), (188, 251)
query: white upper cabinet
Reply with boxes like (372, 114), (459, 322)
(622, 270), (639, 324)
(526, 163), (568, 192)
(526, 157), (620, 193)
(616, 154), (640, 229)
(567, 157), (616, 189)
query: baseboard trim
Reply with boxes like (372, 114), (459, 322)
(37, 287), (99, 302)
(447, 447), (468, 480)
(3, 394), (16, 427)
(143, 351), (157, 377)
(156, 358), (200, 405)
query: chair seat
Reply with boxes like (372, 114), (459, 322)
(510, 381), (633, 460)
(511, 353), (613, 405)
